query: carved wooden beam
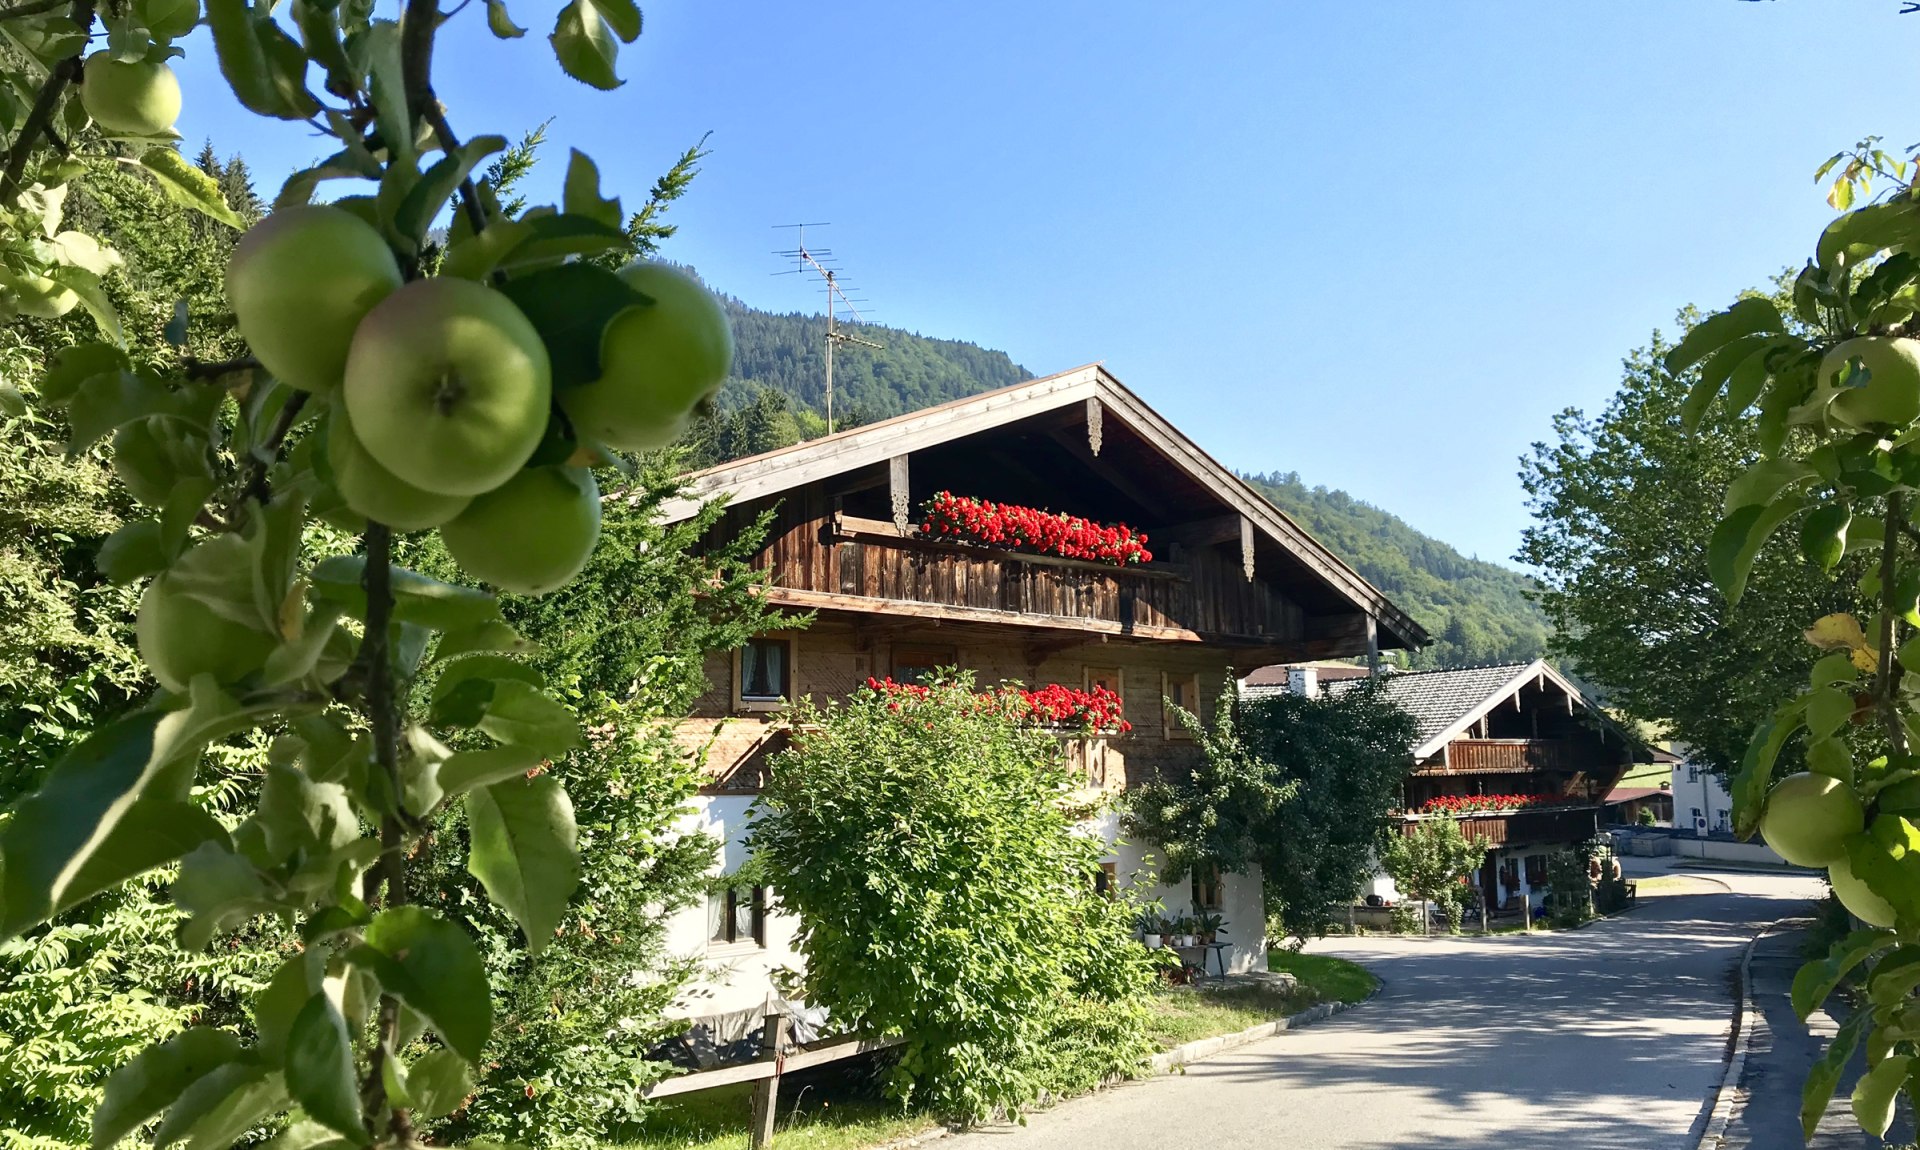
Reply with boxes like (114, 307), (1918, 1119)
(1241, 514), (1255, 582)
(889, 455), (910, 534)
(1086, 396), (1104, 456)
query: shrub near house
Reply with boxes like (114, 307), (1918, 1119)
(746, 675), (1157, 1124)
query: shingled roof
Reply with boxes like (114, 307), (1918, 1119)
(1320, 660), (1615, 760)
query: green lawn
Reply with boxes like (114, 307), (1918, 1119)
(617, 953), (1380, 1150)
(608, 1082), (937, 1150)
(1145, 980), (1321, 1048)
(1266, 950), (1378, 1003)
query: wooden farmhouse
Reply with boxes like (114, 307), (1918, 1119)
(655, 364), (1426, 1036)
(1321, 660), (1649, 913)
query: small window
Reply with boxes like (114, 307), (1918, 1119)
(707, 885), (767, 949)
(892, 644), (956, 686)
(1162, 672), (1202, 740)
(1084, 666), (1123, 695)
(734, 636), (794, 710)
(1095, 862), (1117, 899)
(1191, 863), (1224, 910)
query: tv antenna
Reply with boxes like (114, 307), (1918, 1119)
(774, 223), (883, 433)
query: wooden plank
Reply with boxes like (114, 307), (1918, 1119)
(748, 1012), (789, 1150)
(641, 1060), (777, 1099)
(759, 586), (1206, 642)
(655, 366), (1103, 521)
(781, 1034), (907, 1073)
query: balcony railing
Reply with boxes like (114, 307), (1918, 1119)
(1398, 804), (1602, 849)
(1427, 739), (1610, 775)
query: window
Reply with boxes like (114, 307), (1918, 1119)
(707, 884), (767, 949)
(733, 635), (794, 710)
(1191, 863), (1224, 910)
(891, 644), (957, 685)
(1162, 672), (1202, 740)
(1686, 767), (1699, 783)
(1715, 809), (1731, 832)
(1095, 862), (1117, 899)
(1083, 666), (1123, 695)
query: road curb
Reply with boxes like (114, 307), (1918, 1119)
(1692, 915), (1796, 1150)
(1148, 984), (1378, 1074)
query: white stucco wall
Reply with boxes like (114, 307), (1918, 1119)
(1671, 760), (1736, 837)
(661, 795), (804, 1022)
(1112, 834), (1269, 975)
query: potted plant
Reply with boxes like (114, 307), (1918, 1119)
(1174, 914), (1197, 947)
(1196, 909), (1228, 946)
(1137, 909), (1164, 949)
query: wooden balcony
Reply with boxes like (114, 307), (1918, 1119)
(754, 513), (1308, 646)
(1425, 739), (1612, 776)
(1399, 804), (1602, 850)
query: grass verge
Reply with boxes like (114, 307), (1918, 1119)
(1145, 981), (1321, 1048)
(1266, 950), (1377, 1003)
(608, 1081), (936, 1150)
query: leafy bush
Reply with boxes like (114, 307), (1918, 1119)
(1126, 681), (1416, 943)
(747, 675), (1157, 1124)
(1380, 818), (1489, 936)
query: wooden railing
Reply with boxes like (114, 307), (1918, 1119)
(1431, 739), (1608, 775)
(1400, 804), (1601, 849)
(793, 514), (1304, 643)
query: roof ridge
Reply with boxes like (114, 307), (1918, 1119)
(1379, 660), (1536, 679)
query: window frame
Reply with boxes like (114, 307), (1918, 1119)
(732, 633), (798, 712)
(891, 643), (958, 686)
(1162, 671), (1202, 741)
(706, 884), (769, 951)
(1191, 862), (1224, 911)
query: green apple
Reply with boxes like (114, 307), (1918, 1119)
(137, 542), (278, 692)
(1759, 772), (1864, 867)
(344, 277), (552, 496)
(80, 53), (182, 136)
(112, 416), (208, 507)
(227, 205), (404, 393)
(1829, 852), (1897, 927)
(1825, 336), (1920, 431)
(323, 405), (470, 531)
(439, 465), (600, 596)
(557, 262), (732, 450)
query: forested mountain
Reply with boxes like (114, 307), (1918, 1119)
(1242, 473), (1549, 668)
(693, 297), (1549, 669)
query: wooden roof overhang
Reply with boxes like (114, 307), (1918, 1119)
(655, 365), (1428, 655)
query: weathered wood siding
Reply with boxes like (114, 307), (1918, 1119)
(717, 496), (1305, 643)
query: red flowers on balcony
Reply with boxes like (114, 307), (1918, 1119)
(1419, 793), (1564, 816)
(863, 677), (1132, 734)
(920, 491), (1153, 566)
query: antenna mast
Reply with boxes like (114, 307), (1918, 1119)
(774, 223), (883, 433)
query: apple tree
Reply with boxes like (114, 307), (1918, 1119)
(1688, 141), (1920, 1138)
(0, 0), (736, 1145)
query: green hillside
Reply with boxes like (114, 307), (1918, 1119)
(1241, 473), (1548, 668)
(692, 298), (1548, 668)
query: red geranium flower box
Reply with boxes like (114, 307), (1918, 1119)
(919, 491), (1152, 567)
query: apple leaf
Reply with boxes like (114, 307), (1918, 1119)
(1666, 297), (1785, 376)
(407, 1049), (475, 1119)
(550, 0), (635, 90)
(353, 907), (493, 1061)
(0, 685), (276, 937)
(136, 148), (243, 228)
(477, 680), (581, 755)
(562, 149), (623, 230)
(92, 1029), (244, 1149)
(310, 556), (503, 631)
(203, 0), (319, 120)
(499, 262), (649, 388)
(1802, 1009), (1869, 1140)
(1708, 496), (1809, 606)
(466, 775), (579, 955)
(286, 994), (368, 1143)
(1790, 929), (1893, 1020)
(151, 1060), (287, 1150)
(436, 744), (548, 797)
(485, 0), (526, 37)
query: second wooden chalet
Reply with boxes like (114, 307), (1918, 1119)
(1321, 660), (1649, 913)
(655, 364), (1426, 1030)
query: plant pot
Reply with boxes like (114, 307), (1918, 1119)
(1144, 933), (1162, 949)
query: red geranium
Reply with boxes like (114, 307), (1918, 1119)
(1417, 793), (1563, 815)
(919, 492), (1152, 566)
(863, 677), (1131, 734)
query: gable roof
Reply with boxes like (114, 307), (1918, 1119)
(1325, 659), (1611, 760)
(656, 364), (1428, 650)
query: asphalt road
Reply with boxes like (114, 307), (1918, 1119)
(951, 867), (1823, 1150)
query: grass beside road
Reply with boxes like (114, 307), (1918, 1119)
(1267, 950), (1378, 1003)
(620, 950), (1381, 1150)
(609, 1081), (936, 1150)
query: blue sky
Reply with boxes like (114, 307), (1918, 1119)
(172, 2), (1920, 568)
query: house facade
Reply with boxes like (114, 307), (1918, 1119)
(654, 365), (1426, 1035)
(1262, 661), (1647, 913)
